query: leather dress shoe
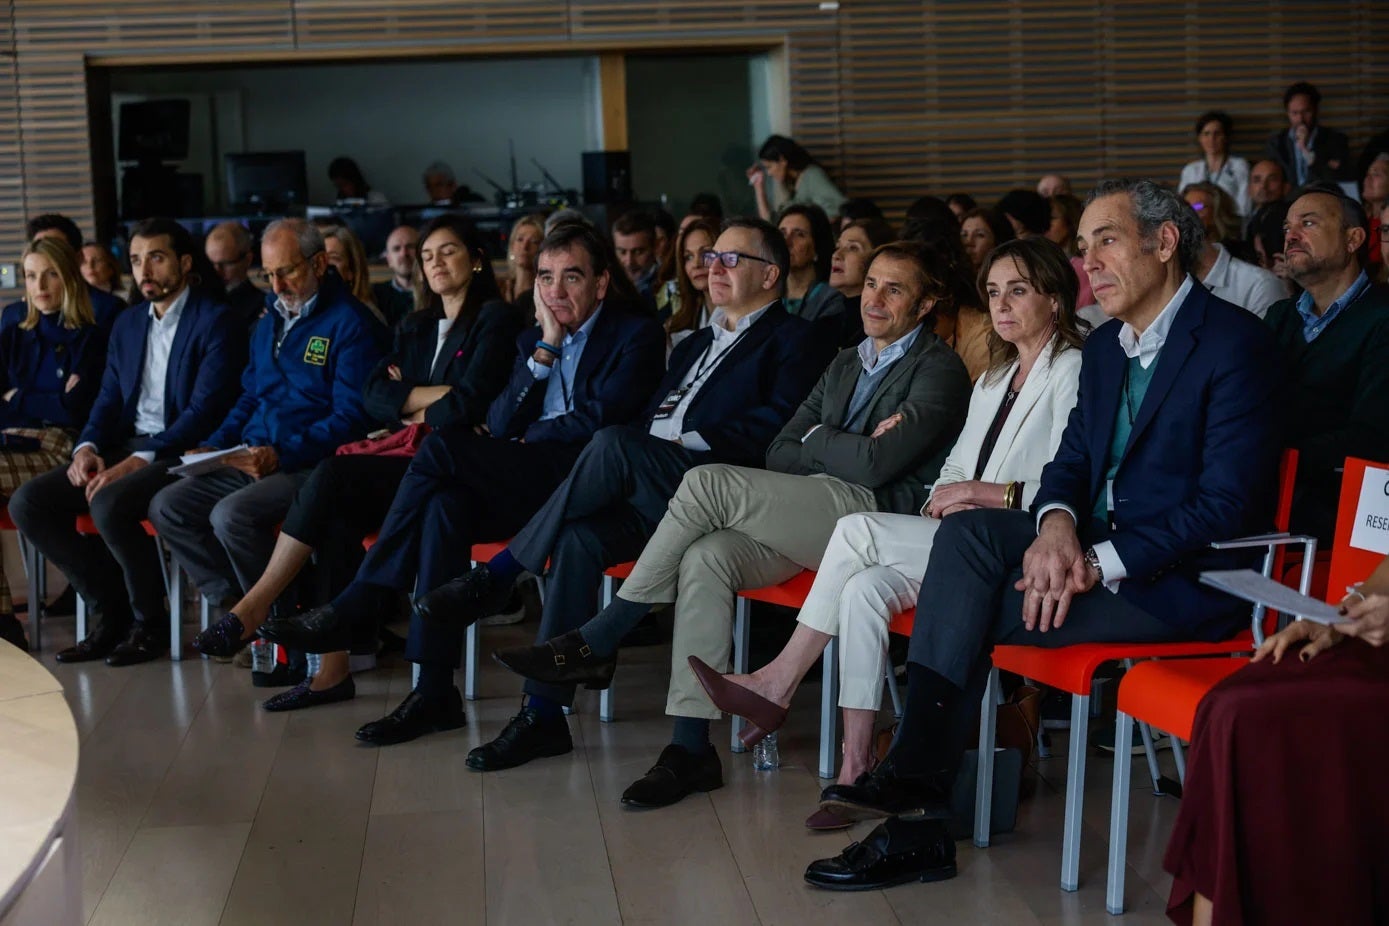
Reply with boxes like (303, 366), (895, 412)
(192, 613), (254, 659)
(55, 633), (118, 663)
(262, 675), (356, 712)
(466, 706), (572, 771)
(492, 631), (616, 690)
(687, 655), (786, 747)
(804, 807), (855, 831)
(105, 626), (168, 666)
(415, 565), (513, 628)
(804, 816), (956, 891)
(0, 613), (29, 650)
(817, 758), (951, 822)
(356, 687), (467, 746)
(620, 744), (723, 808)
(258, 604), (370, 655)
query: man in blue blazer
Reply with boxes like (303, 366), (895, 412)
(803, 180), (1282, 891)
(11, 218), (246, 665)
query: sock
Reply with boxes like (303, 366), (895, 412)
(486, 549), (524, 586)
(886, 662), (964, 777)
(671, 716), (711, 755)
(524, 693), (564, 719)
(577, 595), (652, 657)
(415, 662), (452, 701)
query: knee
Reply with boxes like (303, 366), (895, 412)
(88, 484), (126, 534)
(840, 567), (903, 624)
(670, 464), (736, 513)
(146, 484), (185, 532)
(552, 523), (602, 564)
(208, 496), (251, 541)
(678, 533), (741, 587)
(7, 478), (41, 530)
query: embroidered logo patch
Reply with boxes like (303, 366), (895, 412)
(303, 336), (330, 366)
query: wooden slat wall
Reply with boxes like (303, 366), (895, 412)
(3, 0), (1389, 299)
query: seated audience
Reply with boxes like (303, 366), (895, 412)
(795, 179), (1282, 891)
(1262, 185), (1389, 546)
(665, 218), (716, 348)
(681, 192), (724, 233)
(960, 207), (1015, 275)
(778, 203), (847, 322)
(500, 215), (544, 304)
(328, 156), (389, 206)
(1263, 81), (1353, 185)
(191, 216), (521, 709)
(7, 214), (126, 331)
(1001, 189), (1096, 309)
(491, 239), (974, 804)
(1246, 158), (1290, 219)
(322, 224), (382, 323)
(1164, 554), (1389, 926)
(838, 197), (886, 229)
(372, 225), (420, 325)
(255, 222), (665, 735)
(749, 134), (846, 221)
(1181, 181), (1251, 259)
(0, 238), (105, 649)
(204, 221), (266, 331)
(399, 219), (830, 767)
(945, 194), (976, 220)
(145, 219), (384, 666)
(903, 196), (961, 245)
(80, 242), (122, 294)
(652, 209), (678, 269)
(901, 200), (992, 381)
(1361, 153), (1389, 271)
(421, 161), (483, 205)
(1183, 187), (1286, 317)
(1046, 193), (1084, 257)
(612, 209), (661, 309)
(1245, 200), (1293, 281)
(679, 237), (1085, 826)
(827, 217), (896, 346)
(1179, 110), (1251, 215)
(12, 219), (244, 665)
(1036, 174), (1072, 198)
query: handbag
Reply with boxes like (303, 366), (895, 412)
(335, 422), (432, 458)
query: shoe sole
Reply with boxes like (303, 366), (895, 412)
(817, 799), (953, 823)
(620, 777), (723, 809)
(465, 740), (573, 772)
(261, 689), (356, 712)
(804, 863), (957, 891)
(357, 713), (467, 747)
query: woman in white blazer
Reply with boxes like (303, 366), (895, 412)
(695, 237), (1088, 827)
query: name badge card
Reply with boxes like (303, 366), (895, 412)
(1349, 465), (1389, 555)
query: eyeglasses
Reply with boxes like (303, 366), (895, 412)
(258, 259), (308, 286)
(211, 257), (248, 272)
(701, 250), (773, 269)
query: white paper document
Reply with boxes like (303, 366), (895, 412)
(169, 444), (249, 477)
(1199, 569), (1346, 626)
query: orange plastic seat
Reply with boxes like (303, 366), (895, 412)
(75, 514), (158, 537)
(1115, 658), (1244, 742)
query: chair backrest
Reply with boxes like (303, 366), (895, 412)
(1327, 456), (1389, 595)
(1269, 448), (1299, 580)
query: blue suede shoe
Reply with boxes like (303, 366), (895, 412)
(192, 613), (252, 659)
(261, 675), (356, 712)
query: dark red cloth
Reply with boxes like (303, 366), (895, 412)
(1164, 640), (1389, 925)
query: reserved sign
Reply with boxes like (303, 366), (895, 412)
(1350, 466), (1389, 555)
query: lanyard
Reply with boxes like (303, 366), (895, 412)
(685, 329), (746, 391)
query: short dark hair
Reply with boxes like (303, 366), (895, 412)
(612, 209), (656, 241)
(26, 213), (82, 251)
(946, 193), (977, 213)
(1194, 110), (1233, 136)
(723, 216), (790, 296)
(776, 203), (835, 282)
(757, 135), (814, 172)
(1283, 81), (1321, 108)
(843, 217), (897, 250)
(867, 239), (959, 323)
(651, 209), (677, 240)
(130, 217), (195, 258)
(1086, 178), (1206, 275)
(838, 197), (885, 224)
(960, 207), (1016, 251)
(327, 156), (370, 196)
(997, 189), (1052, 235)
(1296, 181), (1370, 267)
(540, 221), (645, 311)
(687, 192), (724, 224)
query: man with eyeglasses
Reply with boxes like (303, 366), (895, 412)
(204, 220), (266, 333)
(387, 217), (832, 771)
(145, 218), (384, 667)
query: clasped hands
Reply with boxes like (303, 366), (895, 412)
(1014, 510), (1096, 634)
(68, 446), (147, 502)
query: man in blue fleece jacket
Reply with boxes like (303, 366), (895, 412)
(147, 219), (383, 664)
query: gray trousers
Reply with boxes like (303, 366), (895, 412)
(148, 468), (309, 606)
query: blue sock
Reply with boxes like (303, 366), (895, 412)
(415, 662), (452, 701)
(525, 693), (564, 719)
(671, 716), (711, 755)
(486, 549), (523, 585)
(577, 595), (651, 657)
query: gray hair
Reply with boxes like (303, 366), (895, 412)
(1086, 179), (1204, 274)
(544, 208), (592, 234)
(262, 217), (325, 260)
(208, 220), (251, 256)
(422, 160), (456, 183)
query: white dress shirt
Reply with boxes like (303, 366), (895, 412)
(430, 318), (454, 372)
(1200, 244), (1287, 319)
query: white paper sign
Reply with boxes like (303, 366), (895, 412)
(1199, 569), (1346, 625)
(1349, 465), (1389, 555)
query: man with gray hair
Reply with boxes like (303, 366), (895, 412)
(204, 220), (265, 331)
(147, 218), (384, 665)
(800, 179), (1283, 891)
(421, 161), (482, 205)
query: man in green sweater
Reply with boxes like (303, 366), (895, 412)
(1263, 184), (1389, 544)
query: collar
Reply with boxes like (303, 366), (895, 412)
(857, 323), (924, 373)
(563, 302), (604, 345)
(708, 302), (773, 340)
(147, 285), (190, 326)
(1202, 243), (1233, 287)
(1288, 125), (1320, 146)
(392, 278), (412, 294)
(273, 291), (319, 323)
(1295, 268), (1370, 332)
(1117, 275), (1193, 368)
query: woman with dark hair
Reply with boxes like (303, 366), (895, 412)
(828, 218), (896, 346)
(902, 202), (994, 381)
(960, 207), (1015, 274)
(328, 156), (389, 207)
(192, 214), (522, 709)
(778, 203), (846, 321)
(838, 197), (886, 231)
(1179, 110), (1251, 216)
(749, 134), (846, 221)
(687, 237), (1087, 828)
(1046, 193), (1084, 257)
(946, 193), (977, 220)
(665, 218), (717, 348)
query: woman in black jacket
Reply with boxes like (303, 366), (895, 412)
(192, 215), (522, 709)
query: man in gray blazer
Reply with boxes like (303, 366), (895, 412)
(492, 240), (973, 808)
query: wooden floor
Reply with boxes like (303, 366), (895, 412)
(35, 613), (1185, 926)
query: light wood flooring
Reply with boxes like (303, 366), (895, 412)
(34, 613), (1186, 925)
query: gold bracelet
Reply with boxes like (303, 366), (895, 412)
(1003, 482), (1016, 510)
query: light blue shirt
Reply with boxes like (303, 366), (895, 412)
(841, 324), (923, 433)
(529, 304), (604, 421)
(1296, 269), (1370, 343)
(1287, 126), (1320, 185)
(272, 292), (320, 358)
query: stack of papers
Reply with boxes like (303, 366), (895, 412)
(169, 444), (249, 477)
(1199, 569), (1345, 626)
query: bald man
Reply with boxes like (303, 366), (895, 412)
(371, 225), (419, 325)
(205, 221), (266, 331)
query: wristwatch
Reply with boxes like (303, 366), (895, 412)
(1084, 547), (1104, 583)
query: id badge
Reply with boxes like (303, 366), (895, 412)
(652, 387), (688, 420)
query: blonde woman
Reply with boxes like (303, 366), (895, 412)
(321, 224), (383, 324)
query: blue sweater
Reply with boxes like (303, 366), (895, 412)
(0, 311), (107, 431)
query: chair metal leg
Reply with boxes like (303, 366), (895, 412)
(974, 666), (1000, 848)
(1171, 737), (1187, 786)
(75, 595), (88, 641)
(1060, 692), (1090, 892)
(1106, 711), (1135, 915)
(886, 662), (904, 719)
(200, 595), (211, 632)
(168, 565), (184, 662)
(463, 558), (481, 700)
(730, 597), (751, 753)
(600, 575), (616, 723)
(817, 636), (839, 779)
(18, 536), (41, 651)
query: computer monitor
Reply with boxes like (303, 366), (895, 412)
(224, 151), (308, 211)
(118, 99), (191, 162)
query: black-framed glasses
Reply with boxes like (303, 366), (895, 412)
(701, 250), (773, 269)
(257, 258), (308, 286)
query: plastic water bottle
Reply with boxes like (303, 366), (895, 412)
(753, 732), (780, 770)
(305, 652), (321, 680)
(250, 640), (276, 675)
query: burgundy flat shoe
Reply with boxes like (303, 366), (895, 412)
(805, 807), (855, 831)
(687, 655), (788, 747)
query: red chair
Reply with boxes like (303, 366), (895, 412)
(461, 540), (526, 701)
(974, 450), (1309, 893)
(1103, 455), (1387, 913)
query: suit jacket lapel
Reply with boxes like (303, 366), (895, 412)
(429, 316), (472, 385)
(163, 297), (197, 420)
(1121, 290), (1204, 460)
(687, 303), (782, 402)
(1089, 331), (1127, 494)
(981, 351), (1051, 481)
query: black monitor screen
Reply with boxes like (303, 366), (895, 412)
(225, 151), (308, 210)
(118, 99), (191, 162)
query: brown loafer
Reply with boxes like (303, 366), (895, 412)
(687, 655), (787, 747)
(804, 807), (855, 831)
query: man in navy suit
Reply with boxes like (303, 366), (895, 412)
(11, 217), (246, 666)
(258, 222), (667, 733)
(802, 180), (1282, 891)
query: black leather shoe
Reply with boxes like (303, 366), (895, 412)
(0, 613), (29, 651)
(817, 759), (951, 822)
(620, 744), (723, 808)
(356, 687), (467, 746)
(55, 633), (119, 663)
(415, 565), (513, 628)
(466, 706), (572, 771)
(192, 613), (254, 659)
(262, 676), (356, 712)
(258, 604), (369, 655)
(804, 816), (957, 891)
(105, 625), (168, 666)
(492, 630), (617, 690)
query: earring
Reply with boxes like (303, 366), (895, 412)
(473, 265), (483, 273)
